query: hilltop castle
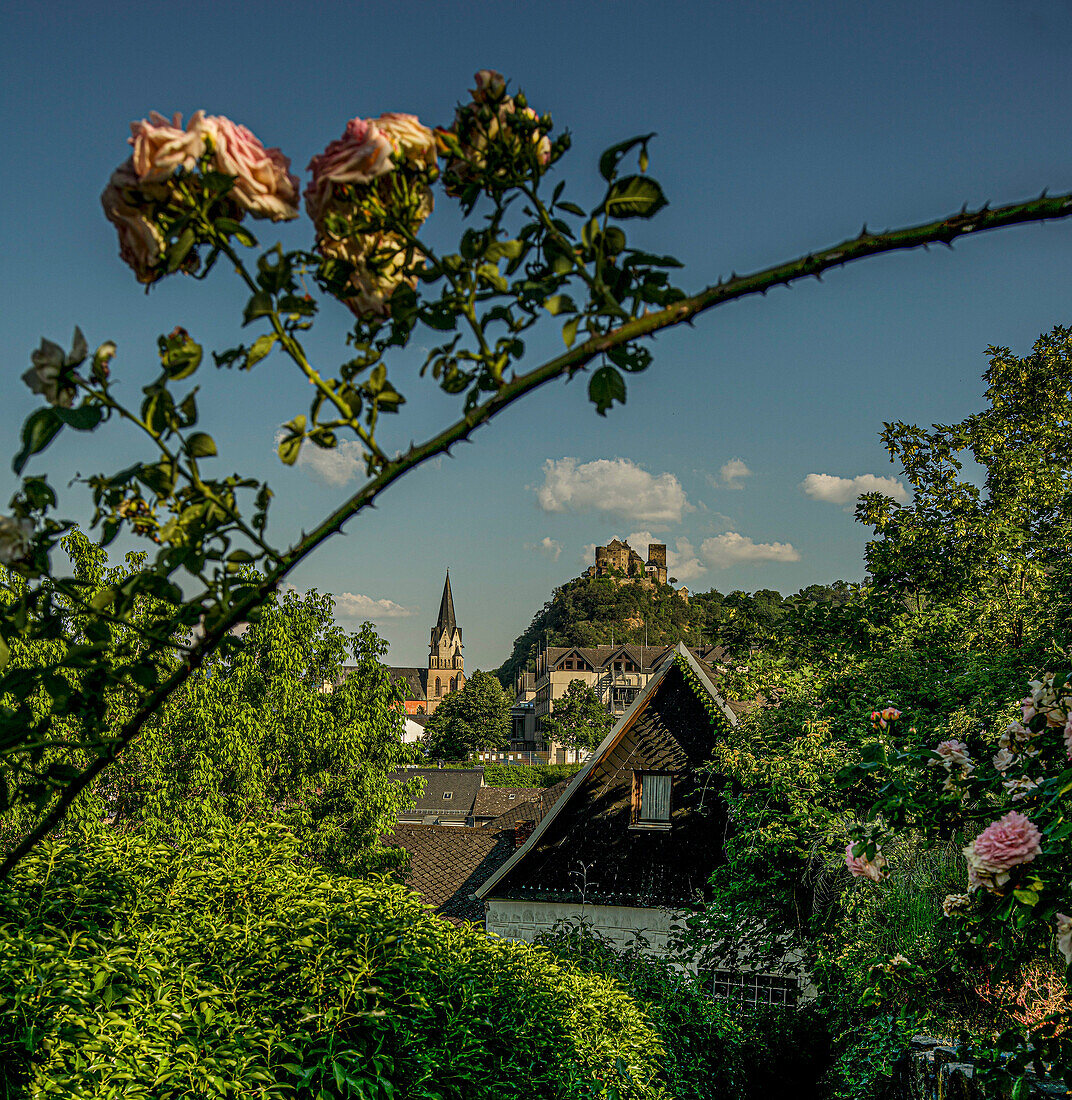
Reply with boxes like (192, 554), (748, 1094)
(584, 537), (668, 586)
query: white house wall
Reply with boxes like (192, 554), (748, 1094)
(484, 897), (684, 956)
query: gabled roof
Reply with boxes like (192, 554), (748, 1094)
(480, 778), (573, 831)
(476, 644), (738, 904)
(383, 824), (515, 924)
(385, 666), (428, 700)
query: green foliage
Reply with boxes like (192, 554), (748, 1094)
(543, 678), (615, 750)
(0, 825), (669, 1099)
(424, 670), (511, 759)
(859, 324), (1072, 650)
(822, 1012), (921, 1100)
(446, 762), (583, 787)
(537, 922), (746, 1099)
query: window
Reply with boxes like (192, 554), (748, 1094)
(443, 791), (453, 800)
(435, 678), (442, 696)
(706, 969), (798, 1008)
(632, 772), (672, 827)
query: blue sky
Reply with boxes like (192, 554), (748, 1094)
(2, 0), (1071, 671)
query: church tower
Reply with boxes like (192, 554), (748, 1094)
(427, 570), (464, 710)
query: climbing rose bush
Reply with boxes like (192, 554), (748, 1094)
(845, 673), (1072, 1090)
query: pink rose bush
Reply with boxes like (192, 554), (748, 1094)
(102, 110), (299, 283)
(964, 811), (1042, 892)
(845, 842), (888, 882)
(439, 69), (553, 198)
(306, 112), (437, 318)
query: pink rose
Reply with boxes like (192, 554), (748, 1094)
(845, 842), (887, 883)
(993, 747), (1017, 773)
(305, 117), (396, 227)
(1057, 913), (1072, 966)
(128, 110), (207, 182)
(964, 811), (1042, 892)
(100, 158), (166, 284)
(1064, 715), (1072, 761)
(203, 115), (299, 221)
(929, 739), (973, 791)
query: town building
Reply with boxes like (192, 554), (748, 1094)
(334, 571), (465, 716)
(513, 642), (728, 762)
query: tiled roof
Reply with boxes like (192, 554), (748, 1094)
(480, 777), (574, 831)
(389, 768), (483, 819)
(383, 824), (515, 924)
(473, 786), (543, 819)
(385, 666), (428, 700)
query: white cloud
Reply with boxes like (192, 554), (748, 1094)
(527, 536), (563, 561)
(333, 591), (416, 620)
(535, 457), (691, 527)
(274, 430), (364, 487)
(625, 531), (706, 583)
(801, 473), (909, 507)
(718, 458), (752, 490)
(700, 532), (801, 569)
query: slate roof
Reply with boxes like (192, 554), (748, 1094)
(390, 767), (483, 823)
(385, 666), (428, 701)
(383, 824), (515, 924)
(435, 571), (459, 636)
(480, 778), (574, 831)
(473, 786), (544, 820)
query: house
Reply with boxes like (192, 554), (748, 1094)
(381, 782), (571, 925)
(518, 642), (728, 762)
(477, 643), (737, 957)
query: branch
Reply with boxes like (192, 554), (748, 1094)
(4, 188), (1072, 878)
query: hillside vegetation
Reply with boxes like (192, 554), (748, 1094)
(497, 572), (853, 687)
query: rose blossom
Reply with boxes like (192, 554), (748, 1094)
(1057, 913), (1072, 966)
(101, 159), (167, 283)
(929, 739), (973, 792)
(0, 515), (34, 565)
(1002, 776), (1039, 802)
(22, 328), (85, 408)
(1064, 715), (1072, 761)
(964, 811), (1042, 892)
(993, 747), (1017, 773)
(202, 115), (299, 221)
(335, 233), (421, 318)
(845, 842), (887, 882)
(472, 69), (508, 102)
(376, 113), (437, 171)
(942, 893), (971, 917)
(129, 110), (207, 181)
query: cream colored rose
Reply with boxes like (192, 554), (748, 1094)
(377, 113), (438, 171)
(100, 159), (166, 283)
(339, 233), (422, 318)
(202, 115), (300, 222)
(1057, 913), (1072, 966)
(129, 110), (207, 182)
(0, 515), (34, 565)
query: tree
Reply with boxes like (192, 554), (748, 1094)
(424, 671), (510, 760)
(542, 678), (614, 751)
(858, 325), (1072, 651)
(3, 74), (1072, 876)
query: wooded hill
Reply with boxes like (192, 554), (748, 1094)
(495, 572), (854, 688)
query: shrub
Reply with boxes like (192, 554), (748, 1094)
(0, 825), (666, 1099)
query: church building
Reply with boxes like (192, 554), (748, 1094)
(384, 571), (466, 715)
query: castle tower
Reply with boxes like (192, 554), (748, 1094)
(647, 543), (668, 585)
(427, 570), (464, 710)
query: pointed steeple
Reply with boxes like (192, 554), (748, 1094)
(435, 570), (458, 635)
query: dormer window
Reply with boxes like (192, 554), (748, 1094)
(631, 772), (671, 829)
(443, 791), (453, 800)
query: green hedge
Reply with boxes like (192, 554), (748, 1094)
(442, 762), (583, 788)
(0, 825), (666, 1099)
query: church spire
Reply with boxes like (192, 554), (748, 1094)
(435, 569), (458, 635)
